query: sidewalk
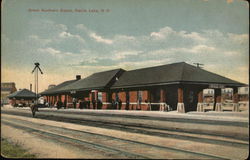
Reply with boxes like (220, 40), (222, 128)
(2, 104), (248, 123)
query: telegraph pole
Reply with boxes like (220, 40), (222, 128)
(31, 62), (43, 104)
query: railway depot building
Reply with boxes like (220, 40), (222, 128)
(40, 62), (247, 113)
(8, 89), (36, 107)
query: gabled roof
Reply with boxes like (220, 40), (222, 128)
(8, 89), (36, 99)
(111, 62), (245, 89)
(40, 79), (78, 95)
(56, 68), (125, 93)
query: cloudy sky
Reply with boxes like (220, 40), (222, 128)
(2, 0), (249, 92)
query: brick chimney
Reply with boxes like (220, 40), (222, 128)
(76, 75), (81, 80)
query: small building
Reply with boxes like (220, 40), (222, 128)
(8, 89), (36, 107)
(1, 82), (17, 105)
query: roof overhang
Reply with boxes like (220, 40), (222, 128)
(111, 81), (246, 90)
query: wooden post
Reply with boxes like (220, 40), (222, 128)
(197, 89), (203, 112)
(95, 91), (98, 109)
(215, 89), (221, 103)
(106, 92), (109, 102)
(65, 95), (68, 108)
(178, 88), (183, 103)
(233, 88), (239, 103)
(198, 90), (203, 103)
(95, 91), (98, 101)
(52, 96), (54, 105)
(214, 89), (221, 111)
(146, 90), (151, 110)
(89, 92), (92, 101)
(233, 87), (239, 112)
(48, 96), (50, 105)
(160, 89), (166, 102)
(147, 90), (151, 103)
(177, 87), (185, 113)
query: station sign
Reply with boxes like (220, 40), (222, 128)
(209, 84), (225, 89)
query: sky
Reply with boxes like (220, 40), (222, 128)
(1, 0), (249, 92)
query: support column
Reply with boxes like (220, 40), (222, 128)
(51, 96), (53, 105)
(106, 91), (112, 109)
(95, 91), (98, 109)
(105, 92), (109, 102)
(65, 95), (68, 108)
(89, 92), (92, 101)
(160, 89), (166, 102)
(48, 96), (50, 106)
(147, 90), (151, 111)
(177, 87), (185, 113)
(52, 96), (54, 106)
(214, 89), (222, 111)
(55, 95), (57, 105)
(197, 90), (204, 112)
(160, 89), (167, 111)
(233, 87), (239, 112)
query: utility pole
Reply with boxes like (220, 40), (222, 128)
(193, 63), (204, 68)
(31, 62), (43, 104)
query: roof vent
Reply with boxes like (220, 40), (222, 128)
(76, 75), (81, 80)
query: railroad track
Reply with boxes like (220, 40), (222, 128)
(2, 117), (232, 159)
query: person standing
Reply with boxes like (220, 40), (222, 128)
(111, 99), (116, 109)
(118, 99), (122, 110)
(87, 99), (90, 109)
(97, 99), (102, 109)
(126, 99), (130, 110)
(64, 99), (67, 109)
(73, 98), (77, 109)
(79, 99), (83, 109)
(92, 99), (96, 109)
(30, 104), (38, 117)
(56, 100), (62, 110)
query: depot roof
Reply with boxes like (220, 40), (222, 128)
(8, 89), (36, 99)
(40, 79), (78, 95)
(111, 62), (245, 89)
(56, 68), (125, 93)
